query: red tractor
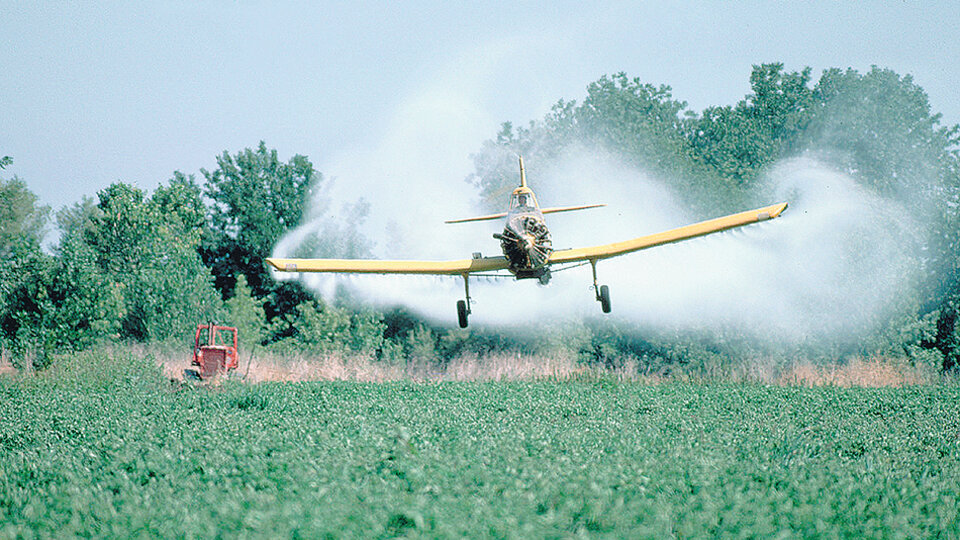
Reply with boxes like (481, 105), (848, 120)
(186, 323), (239, 380)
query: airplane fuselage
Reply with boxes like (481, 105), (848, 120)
(493, 197), (553, 283)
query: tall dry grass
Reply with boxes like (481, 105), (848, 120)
(157, 348), (597, 383)
(157, 349), (945, 386)
(774, 357), (937, 387)
(0, 349), (15, 376)
(2, 343), (951, 386)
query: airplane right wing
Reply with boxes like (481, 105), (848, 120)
(548, 202), (788, 265)
(444, 212), (508, 224)
(265, 255), (510, 275)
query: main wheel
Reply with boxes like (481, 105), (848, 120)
(599, 285), (611, 313)
(457, 300), (469, 328)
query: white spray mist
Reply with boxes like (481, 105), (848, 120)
(275, 140), (921, 345)
(272, 55), (923, 347)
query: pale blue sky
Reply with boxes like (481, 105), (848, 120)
(2, 1), (958, 210)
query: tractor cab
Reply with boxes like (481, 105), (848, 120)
(188, 323), (238, 379)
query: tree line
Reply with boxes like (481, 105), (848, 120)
(2, 64), (958, 373)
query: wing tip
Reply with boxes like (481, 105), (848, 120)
(759, 202), (789, 221)
(265, 257), (289, 271)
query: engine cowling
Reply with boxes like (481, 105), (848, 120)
(498, 215), (553, 270)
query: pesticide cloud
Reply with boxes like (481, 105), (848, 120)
(273, 75), (923, 346)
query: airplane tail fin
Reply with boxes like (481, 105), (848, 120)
(519, 155), (527, 188)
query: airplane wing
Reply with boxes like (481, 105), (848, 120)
(540, 203), (606, 215)
(548, 202), (788, 265)
(444, 212), (507, 224)
(447, 204), (606, 223)
(265, 255), (510, 275)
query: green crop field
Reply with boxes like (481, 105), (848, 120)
(2, 352), (960, 538)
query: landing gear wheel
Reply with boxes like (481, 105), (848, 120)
(457, 300), (469, 328)
(599, 285), (611, 313)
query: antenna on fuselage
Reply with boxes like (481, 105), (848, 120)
(518, 155), (527, 188)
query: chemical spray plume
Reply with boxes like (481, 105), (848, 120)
(271, 44), (923, 346)
(274, 135), (921, 347)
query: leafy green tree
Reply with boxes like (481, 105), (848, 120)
(683, 64), (815, 194)
(747, 64), (816, 142)
(0, 242), (55, 367)
(577, 73), (691, 173)
(224, 274), (265, 350)
(0, 177), (49, 259)
(0, 176), (53, 364)
(153, 172), (206, 233)
(0, 181), (119, 364)
(802, 67), (958, 198)
(55, 196), (100, 239)
(290, 301), (352, 354)
(46, 226), (125, 350)
(201, 142), (316, 324)
(348, 309), (386, 355)
(85, 183), (153, 276)
(82, 182), (222, 342)
(285, 300), (387, 356)
(405, 324), (438, 365)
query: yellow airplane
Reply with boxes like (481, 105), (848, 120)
(267, 157), (788, 328)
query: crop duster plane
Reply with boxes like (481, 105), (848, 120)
(266, 157), (788, 328)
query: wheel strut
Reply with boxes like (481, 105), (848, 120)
(590, 259), (601, 301)
(590, 260), (612, 313)
(457, 274), (472, 328)
(463, 274), (472, 313)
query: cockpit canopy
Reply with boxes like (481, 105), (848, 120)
(510, 188), (538, 210)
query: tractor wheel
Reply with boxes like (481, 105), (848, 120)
(457, 300), (469, 328)
(599, 285), (611, 313)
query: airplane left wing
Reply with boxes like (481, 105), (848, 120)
(265, 256), (510, 275)
(444, 212), (508, 224)
(548, 202), (788, 265)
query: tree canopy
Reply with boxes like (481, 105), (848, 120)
(200, 141), (316, 325)
(3, 65), (960, 373)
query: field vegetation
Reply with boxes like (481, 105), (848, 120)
(2, 350), (959, 537)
